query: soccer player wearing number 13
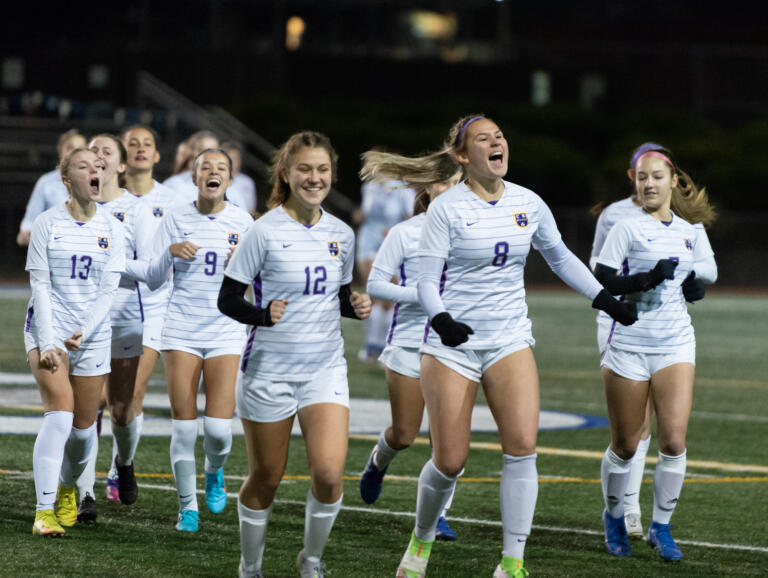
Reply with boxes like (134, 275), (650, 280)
(217, 132), (371, 578)
(137, 148), (252, 532)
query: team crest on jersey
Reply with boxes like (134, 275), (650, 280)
(97, 235), (110, 249)
(152, 206), (163, 218)
(228, 232), (240, 246)
(112, 210), (125, 222)
(328, 241), (340, 257)
(684, 238), (693, 251)
(515, 213), (529, 227)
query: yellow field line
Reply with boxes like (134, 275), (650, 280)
(349, 434), (768, 474)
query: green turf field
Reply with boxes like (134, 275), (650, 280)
(1, 291), (767, 576)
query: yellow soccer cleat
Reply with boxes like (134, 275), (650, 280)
(32, 509), (66, 537)
(55, 484), (78, 528)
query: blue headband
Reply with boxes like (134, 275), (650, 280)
(630, 142), (664, 169)
(455, 116), (485, 148)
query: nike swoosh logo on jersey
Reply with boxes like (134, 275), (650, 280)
(466, 221), (478, 227)
(96, 362), (104, 368)
(184, 232), (194, 236)
(283, 243), (292, 248)
(334, 391), (344, 395)
(54, 236), (63, 240)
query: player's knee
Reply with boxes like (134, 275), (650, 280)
(390, 423), (417, 448)
(433, 456), (466, 478)
(310, 466), (344, 497)
(245, 469), (282, 500)
(109, 400), (133, 426)
(611, 437), (639, 461)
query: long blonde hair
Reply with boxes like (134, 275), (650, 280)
(268, 131), (338, 210)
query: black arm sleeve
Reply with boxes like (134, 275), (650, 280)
(217, 275), (274, 326)
(338, 283), (360, 319)
(593, 264), (653, 295)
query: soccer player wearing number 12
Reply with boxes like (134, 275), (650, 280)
(137, 148), (252, 532)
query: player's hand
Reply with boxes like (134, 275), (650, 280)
(16, 230), (31, 246)
(65, 331), (83, 351)
(682, 271), (705, 303)
(351, 292), (372, 320)
(591, 289), (638, 326)
(431, 312), (474, 347)
(39, 348), (61, 372)
(268, 300), (289, 324)
(644, 259), (678, 289)
(169, 242), (201, 260)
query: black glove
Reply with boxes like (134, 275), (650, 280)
(681, 271), (705, 303)
(642, 259), (678, 290)
(431, 312), (474, 347)
(592, 289), (638, 326)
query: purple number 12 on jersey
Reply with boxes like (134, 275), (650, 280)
(303, 266), (327, 295)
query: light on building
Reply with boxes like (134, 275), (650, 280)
(286, 16), (306, 51)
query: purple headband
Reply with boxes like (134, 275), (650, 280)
(455, 116), (485, 148)
(630, 142), (664, 169)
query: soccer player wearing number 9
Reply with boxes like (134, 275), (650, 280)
(142, 148), (252, 533)
(392, 115), (636, 578)
(25, 148), (125, 536)
(217, 132), (371, 578)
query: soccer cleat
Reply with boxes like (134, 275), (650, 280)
(647, 521), (683, 561)
(396, 531), (434, 578)
(106, 474), (120, 502)
(116, 456), (138, 505)
(435, 516), (457, 541)
(205, 468), (227, 514)
(55, 484), (78, 528)
(624, 512), (644, 539)
(238, 558), (264, 578)
(296, 549), (326, 578)
(77, 492), (98, 523)
(175, 509), (199, 532)
(493, 556), (530, 578)
(359, 448), (387, 504)
(603, 509), (631, 556)
(32, 509), (65, 537)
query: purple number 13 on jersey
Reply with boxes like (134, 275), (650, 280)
(70, 254), (92, 280)
(303, 265), (327, 295)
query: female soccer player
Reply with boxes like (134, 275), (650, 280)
(594, 148), (717, 561)
(357, 161), (461, 540)
(376, 115), (636, 578)
(217, 131), (371, 578)
(25, 148), (125, 536)
(139, 148), (252, 532)
(163, 131), (220, 201)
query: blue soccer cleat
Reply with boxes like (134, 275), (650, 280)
(359, 449), (387, 505)
(205, 468), (227, 514)
(435, 516), (458, 541)
(175, 509), (199, 532)
(603, 509), (632, 556)
(647, 521), (683, 561)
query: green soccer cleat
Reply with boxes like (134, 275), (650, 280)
(32, 509), (65, 537)
(396, 531), (434, 578)
(55, 484), (78, 528)
(493, 556), (530, 577)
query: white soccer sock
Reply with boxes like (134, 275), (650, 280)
(441, 482), (457, 517)
(624, 435), (650, 516)
(76, 428), (98, 497)
(238, 499), (272, 572)
(414, 459), (459, 541)
(109, 435), (118, 479)
(601, 447), (632, 519)
(203, 416), (232, 474)
(303, 489), (342, 561)
(113, 417), (139, 466)
(652, 450), (686, 524)
(60, 423), (96, 489)
(171, 418), (199, 511)
(33, 411), (73, 510)
(372, 430), (399, 470)
(501, 454), (539, 559)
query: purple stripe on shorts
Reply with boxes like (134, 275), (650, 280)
(25, 306), (34, 332)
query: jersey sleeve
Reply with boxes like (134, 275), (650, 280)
(692, 224), (717, 284)
(225, 220), (266, 285)
(106, 219), (127, 273)
(531, 196), (563, 252)
(19, 176), (49, 232)
(589, 209), (612, 270)
(369, 225), (404, 279)
(133, 201), (162, 260)
(25, 213), (52, 272)
(418, 202), (450, 259)
(596, 219), (634, 270)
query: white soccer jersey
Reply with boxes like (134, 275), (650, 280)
(368, 213), (427, 348)
(100, 190), (142, 326)
(357, 180), (416, 259)
(133, 180), (186, 313)
(162, 171), (198, 203)
(151, 201), (252, 351)
(20, 170), (69, 232)
(226, 173), (257, 213)
(25, 205), (126, 349)
(597, 211), (700, 353)
(224, 205), (355, 381)
(418, 180), (562, 350)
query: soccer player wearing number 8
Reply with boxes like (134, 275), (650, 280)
(594, 149), (717, 561)
(25, 148), (125, 536)
(389, 115), (636, 578)
(217, 132), (371, 578)
(141, 148), (252, 532)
